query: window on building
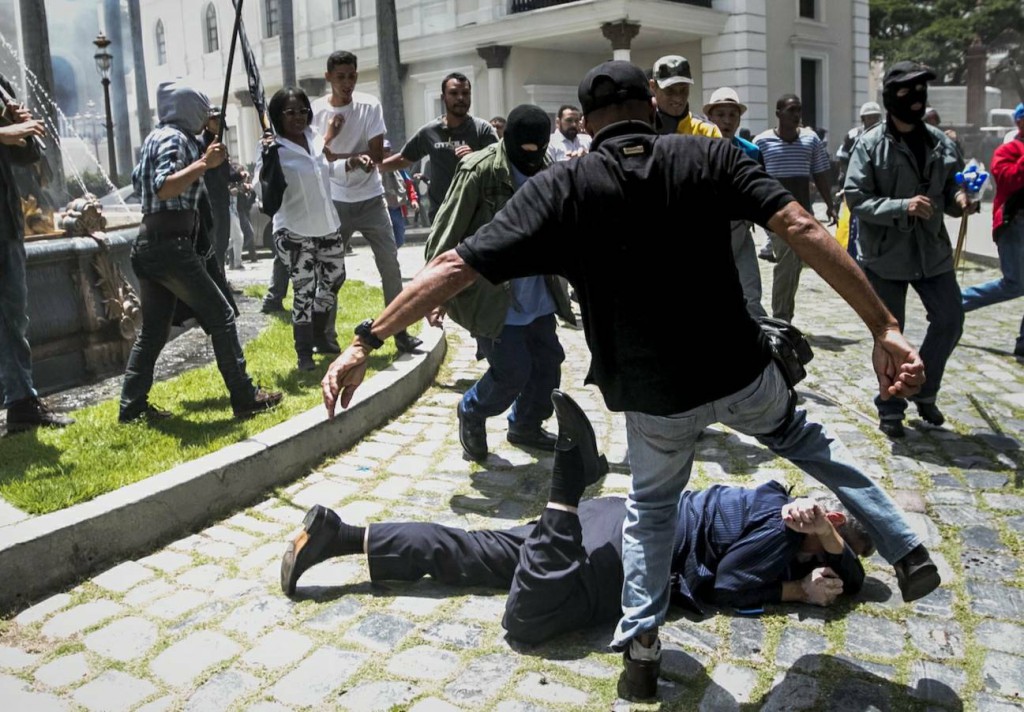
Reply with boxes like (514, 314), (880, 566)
(337, 0), (356, 20)
(155, 20), (166, 66)
(265, 0), (280, 37)
(799, 0), (817, 19)
(205, 4), (219, 52)
(800, 57), (821, 131)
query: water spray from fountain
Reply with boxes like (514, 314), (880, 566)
(0, 28), (128, 211)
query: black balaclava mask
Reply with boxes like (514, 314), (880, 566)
(504, 104), (550, 176)
(883, 81), (927, 125)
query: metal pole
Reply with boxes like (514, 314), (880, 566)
(218, 0), (244, 144)
(101, 76), (118, 184)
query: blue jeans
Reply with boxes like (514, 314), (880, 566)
(388, 206), (406, 248)
(612, 361), (920, 649)
(863, 268), (964, 420)
(962, 216), (1024, 352)
(0, 239), (37, 406)
(461, 314), (564, 429)
(119, 235), (256, 418)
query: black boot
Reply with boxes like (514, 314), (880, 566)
(293, 323), (316, 371)
(312, 308), (341, 354)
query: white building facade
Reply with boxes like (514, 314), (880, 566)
(131, 0), (870, 165)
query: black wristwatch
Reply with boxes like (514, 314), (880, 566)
(354, 318), (385, 350)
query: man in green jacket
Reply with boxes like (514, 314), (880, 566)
(844, 61), (975, 438)
(424, 105), (575, 461)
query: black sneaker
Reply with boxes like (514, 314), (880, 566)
(458, 404), (488, 461)
(233, 388), (284, 419)
(506, 426), (557, 451)
(622, 636), (661, 701)
(6, 397), (74, 433)
(893, 544), (941, 601)
(118, 404), (172, 424)
(915, 402), (945, 427)
(261, 300), (285, 314)
(878, 419), (905, 439)
(394, 331), (423, 354)
(758, 243), (777, 263)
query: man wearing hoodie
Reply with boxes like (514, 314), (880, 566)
(119, 81), (282, 422)
(423, 105), (574, 462)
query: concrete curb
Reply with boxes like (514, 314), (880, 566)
(0, 327), (446, 614)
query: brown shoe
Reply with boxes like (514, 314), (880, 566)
(233, 388), (283, 419)
(7, 397), (74, 433)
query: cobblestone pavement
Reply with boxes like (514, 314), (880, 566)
(1, 249), (1022, 711)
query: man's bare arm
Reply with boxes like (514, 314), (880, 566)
(321, 249), (480, 416)
(378, 152), (413, 173)
(767, 201), (925, 400)
(811, 170), (838, 224)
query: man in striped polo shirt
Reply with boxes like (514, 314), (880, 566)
(755, 94), (838, 324)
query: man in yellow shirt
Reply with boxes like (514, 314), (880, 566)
(648, 55), (720, 138)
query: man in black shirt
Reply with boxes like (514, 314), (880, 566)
(320, 61), (936, 700)
(379, 72), (498, 220)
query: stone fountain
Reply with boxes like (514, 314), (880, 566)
(2, 34), (143, 400)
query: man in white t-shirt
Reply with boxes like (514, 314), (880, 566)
(310, 50), (421, 354)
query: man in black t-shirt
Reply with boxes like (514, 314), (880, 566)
(379, 72), (498, 220)
(321, 61), (937, 700)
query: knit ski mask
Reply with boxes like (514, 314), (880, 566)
(881, 61), (936, 125)
(504, 104), (550, 176)
(883, 81), (928, 124)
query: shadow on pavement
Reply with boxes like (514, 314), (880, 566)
(805, 334), (863, 353)
(754, 654), (963, 711)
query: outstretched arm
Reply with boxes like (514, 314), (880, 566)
(766, 201), (925, 401)
(321, 249), (480, 416)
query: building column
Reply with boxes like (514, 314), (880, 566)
(966, 37), (987, 127)
(601, 21), (640, 62)
(234, 89), (258, 168)
(702, 0), (768, 132)
(477, 45), (511, 120)
(298, 77), (327, 100)
(850, 0), (872, 123)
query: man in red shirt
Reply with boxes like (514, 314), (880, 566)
(962, 102), (1024, 358)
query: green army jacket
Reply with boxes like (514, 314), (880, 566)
(423, 141), (574, 339)
(844, 122), (965, 281)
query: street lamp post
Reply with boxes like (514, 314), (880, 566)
(93, 32), (118, 185)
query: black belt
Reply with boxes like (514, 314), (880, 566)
(140, 210), (196, 240)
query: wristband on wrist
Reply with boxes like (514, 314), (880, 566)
(354, 318), (384, 350)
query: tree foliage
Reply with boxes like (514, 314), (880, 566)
(870, 0), (1024, 86)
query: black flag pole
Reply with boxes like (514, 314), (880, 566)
(218, 0), (245, 144)
(231, 0), (271, 134)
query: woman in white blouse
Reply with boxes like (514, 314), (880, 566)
(255, 88), (363, 371)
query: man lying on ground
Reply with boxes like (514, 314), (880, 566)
(281, 391), (871, 648)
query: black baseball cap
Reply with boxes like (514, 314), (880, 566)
(578, 61), (653, 115)
(883, 61), (937, 87)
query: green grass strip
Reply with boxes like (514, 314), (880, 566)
(1, 281), (416, 515)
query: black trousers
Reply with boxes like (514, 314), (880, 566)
(367, 498), (625, 644)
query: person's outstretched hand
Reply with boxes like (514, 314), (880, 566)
(872, 327), (925, 401)
(321, 345), (370, 418)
